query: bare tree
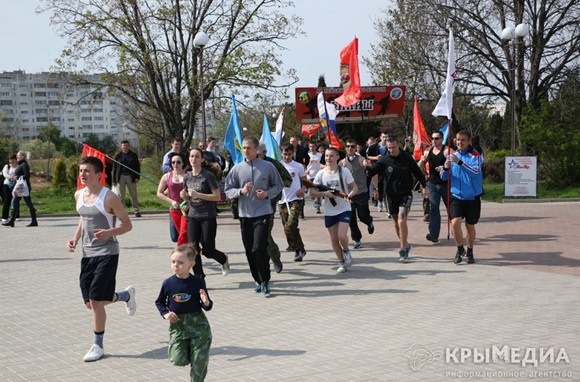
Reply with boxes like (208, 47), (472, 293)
(366, 0), (580, 149)
(39, 0), (303, 149)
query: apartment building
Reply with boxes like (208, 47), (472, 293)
(0, 70), (137, 144)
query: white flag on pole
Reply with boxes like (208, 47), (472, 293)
(274, 106), (285, 145)
(432, 28), (455, 119)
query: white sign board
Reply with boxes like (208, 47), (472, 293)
(504, 156), (537, 197)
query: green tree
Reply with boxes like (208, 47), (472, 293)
(38, 124), (61, 147)
(520, 74), (580, 188)
(0, 128), (19, 162)
(21, 139), (56, 161)
(40, 0), (303, 150)
(84, 134), (102, 152)
(52, 157), (70, 188)
(100, 135), (118, 155)
(59, 138), (78, 157)
(68, 160), (79, 188)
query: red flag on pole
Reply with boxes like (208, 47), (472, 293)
(301, 123), (321, 138)
(77, 144), (108, 189)
(335, 38), (362, 107)
(413, 97), (430, 161)
(327, 128), (342, 149)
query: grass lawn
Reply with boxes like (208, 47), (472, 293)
(482, 181), (580, 203)
(25, 167), (230, 216)
(15, 166), (580, 217)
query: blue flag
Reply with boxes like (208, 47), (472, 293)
(260, 114), (282, 161)
(224, 95), (244, 164)
(440, 122), (449, 144)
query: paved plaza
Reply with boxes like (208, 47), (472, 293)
(1, 198), (579, 381)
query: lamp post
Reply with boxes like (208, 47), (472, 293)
(194, 31), (210, 143)
(501, 23), (529, 156)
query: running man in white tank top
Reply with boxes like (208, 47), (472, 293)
(66, 156), (135, 362)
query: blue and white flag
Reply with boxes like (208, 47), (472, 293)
(260, 114), (282, 161)
(224, 95), (244, 164)
(317, 91), (338, 137)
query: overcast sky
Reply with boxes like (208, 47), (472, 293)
(1, 1), (388, 94)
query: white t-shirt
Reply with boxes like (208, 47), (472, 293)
(306, 151), (322, 179)
(313, 167), (354, 216)
(279, 160), (306, 203)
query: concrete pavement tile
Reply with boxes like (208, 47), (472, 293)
(1, 199), (579, 381)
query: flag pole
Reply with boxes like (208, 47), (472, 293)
(446, 117), (452, 240)
(281, 104), (286, 139)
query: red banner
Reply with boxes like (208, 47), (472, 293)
(413, 97), (430, 160)
(77, 144), (108, 189)
(295, 86), (406, 125)
(335, 38), (362, 107)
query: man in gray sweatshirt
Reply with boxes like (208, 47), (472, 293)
(224, 136), (284, 297)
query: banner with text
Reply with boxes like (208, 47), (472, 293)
(295, 86), (406, 125)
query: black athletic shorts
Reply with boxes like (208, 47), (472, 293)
(449, 196), (481, 225)
(80, 255), (119, 303)
(386, 193), (413, 218)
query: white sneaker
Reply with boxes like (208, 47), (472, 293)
(221, 256), (230, 276)
(124, 286), (136, 316)
(343, 250), (353, 267)
(83, 344), (104, 362)
(377, 201), (383, 212)
(337, 263), (347, 273)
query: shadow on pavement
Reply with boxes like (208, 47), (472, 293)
(481, 251), (580, 268)
(210, 345), (307, 361)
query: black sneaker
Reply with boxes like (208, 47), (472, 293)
(134, 211), (141, 218)
(367, 222), (375, 235)
(426, 234), (439, 243)
(273, 259), (283, 273)
(294, 249), (306, 262)
(467, 250), (475, 264)
(454, 247), (466, 264)
(261, 282), (271, 297)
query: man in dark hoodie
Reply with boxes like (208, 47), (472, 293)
(364, 135), (428, 262)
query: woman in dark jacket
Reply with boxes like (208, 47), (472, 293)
(2, 151), (38, 227)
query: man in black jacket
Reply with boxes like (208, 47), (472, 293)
(364, 136), (428, 262)
(289, 136), (310, 169)
(112, 140), (141, 217)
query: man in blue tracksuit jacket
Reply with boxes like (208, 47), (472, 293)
(440, 130), (483, 264)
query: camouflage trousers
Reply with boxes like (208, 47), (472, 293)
(168, 311), (212, 382)
(267, 211), (281, 262)
(279, 199), (305, 251)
